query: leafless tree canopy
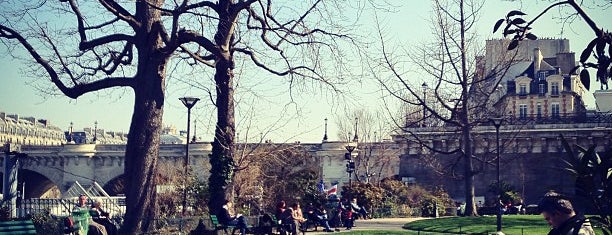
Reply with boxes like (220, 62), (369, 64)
(335, 109), (398, 183)
(0, 0), (368, 233)
(0, 0), (363, 95)
(372, 0), (519, 216)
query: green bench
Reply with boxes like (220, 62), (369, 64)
(210, 214), (262, 235)
(0, 219), (37, 235)
(210, 214), (238, 234)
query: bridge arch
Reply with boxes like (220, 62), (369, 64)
(0, 169), (61, 198)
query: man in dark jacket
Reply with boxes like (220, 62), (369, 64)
(538, 192), (595, 235)
(219, 200), (249, 235)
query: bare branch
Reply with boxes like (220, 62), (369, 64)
(0, 25), (134, 98)
(98, 0), (140, 29)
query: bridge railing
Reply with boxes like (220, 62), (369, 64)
(17, 197), (126, 218)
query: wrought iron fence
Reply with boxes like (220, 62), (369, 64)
(17, 197), (126, 218)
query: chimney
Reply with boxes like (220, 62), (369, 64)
(38, 119), (48, 127)
(24, 117), (36, 124)
(533, 48), (542, 72)
(7, 114), (19, 121)
(556, 52), (576, 75)
(0, 112), (5, 120)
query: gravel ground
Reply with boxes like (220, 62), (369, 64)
(308, 217), (430, 234)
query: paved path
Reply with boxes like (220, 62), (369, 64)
(308, 217), (429, 234)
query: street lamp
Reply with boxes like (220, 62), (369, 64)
(352, 117), (359, 142)
(323, 118), (328, 142)
(422, 82), (428, 127)
(93, 121), (98, 143)
(345, 144), (356, 186)
(490, 117), (504, 232)
(179, 96), (200, 215)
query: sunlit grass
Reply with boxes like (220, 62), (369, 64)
(402, 215), (551, 235)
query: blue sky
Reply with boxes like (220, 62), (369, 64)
(1, 1), (609, 143)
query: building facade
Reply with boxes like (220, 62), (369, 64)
(495, 46), (587, 120)
(396, 38), (612, 205)
(0, 112), (65, 146)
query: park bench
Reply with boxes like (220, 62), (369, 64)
(210, 214), (240, 234)
(0, 219), (37, 235)
(210, 214), (266, 235)
(270, 214), (289, 234)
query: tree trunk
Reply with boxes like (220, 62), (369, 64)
(208, 58), (236, 216)
(459, 0), (477, 217)
(462, 124), (477, 216)
(121, 57), (166, 233)
(122, 1), (167, 232)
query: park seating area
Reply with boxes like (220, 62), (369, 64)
(0, 219), (37, 235)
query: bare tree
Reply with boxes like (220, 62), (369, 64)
(373, 0), (517, 216)
(0, 0), (361, 233)
(335, 109), (399, 185)
(233, 142), (319, 213)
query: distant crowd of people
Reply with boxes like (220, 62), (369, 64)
(219, 197), (369, 235)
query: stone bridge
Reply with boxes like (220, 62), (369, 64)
(1, 143), (213, 198)
(1, 141), (400, 199)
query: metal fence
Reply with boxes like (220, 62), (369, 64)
(17, 197), (126, 218)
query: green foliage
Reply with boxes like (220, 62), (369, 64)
(488, 181), (523, 204)
(560, 136), (612, 234)
(0, 205), (9, 220)
(28, 210), (64, 234)
(341, 182), (384, 210)
(342, 180), (454, 218)
(188, 179), (210, 215)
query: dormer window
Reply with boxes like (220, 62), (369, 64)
(519, 84), (527, 95)
(538, 71), (547, 81)
(551, 82), (559, 96)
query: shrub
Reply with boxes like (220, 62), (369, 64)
(343, 180), (454, 218)
(28, 210), (64, 234)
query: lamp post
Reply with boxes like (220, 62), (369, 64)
(323, 118), (328, 142)
(344, 144), (356, 187)
(422, 82), (428, 127)
(179, 96), (200, 215)
(490, 117), (503, 232)
(93, 121), (98, 143)
(68, 122), (74, 143)
(352, 117), (359, 142)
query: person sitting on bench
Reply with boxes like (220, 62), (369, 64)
(219, 200), (249, 235)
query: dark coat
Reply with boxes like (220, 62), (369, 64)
(547, 215), (595, 235)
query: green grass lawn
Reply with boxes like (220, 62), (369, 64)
(337, 215), (605, 235)
(403, 215), (552, 235)
(341, 231), (413, 235)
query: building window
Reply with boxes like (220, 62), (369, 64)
(552, 103), (560, 118)
(538, 71), (547, 81)
(537, 103), (542, 118)
(551, 82), (559, 96)
(539, 84), (545, 95)
(519, 104), (528, 118)
(519, 84), (527, 95)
